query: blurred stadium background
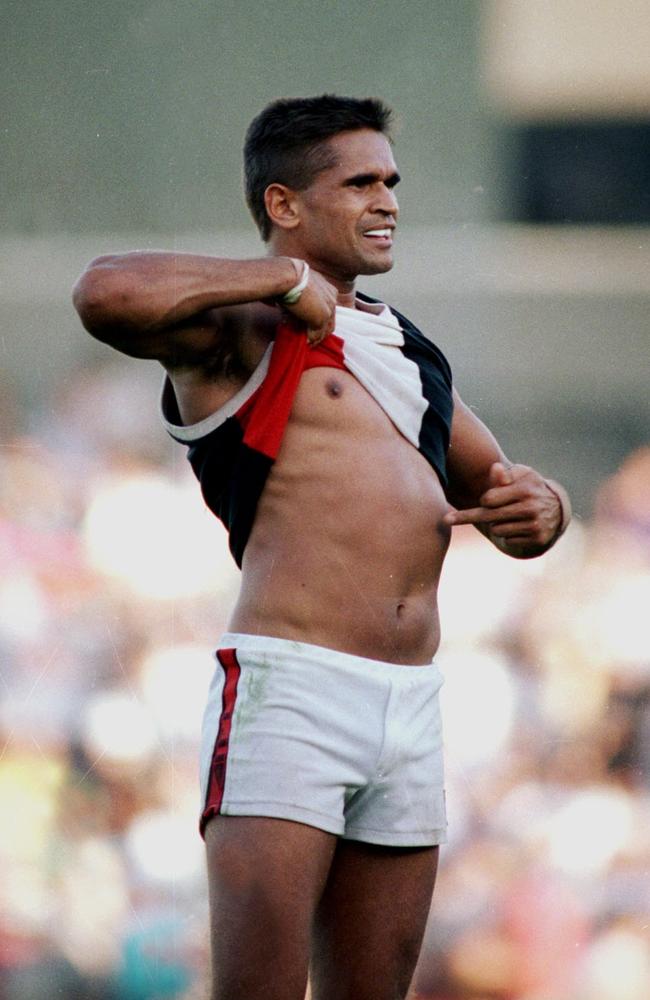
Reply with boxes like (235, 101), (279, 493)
(1, 2), (649, 998)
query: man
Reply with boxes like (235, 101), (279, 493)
(73, 95), (570, 1000)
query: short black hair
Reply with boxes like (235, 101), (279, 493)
(243, 94), (393, 241)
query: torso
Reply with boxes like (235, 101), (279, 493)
(169, 302), (452, 665)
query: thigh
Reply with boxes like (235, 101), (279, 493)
(205, 815), (336, 1000)
(310, 839), (439, 1000)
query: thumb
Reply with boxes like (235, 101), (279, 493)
(489, 462), (514, 488)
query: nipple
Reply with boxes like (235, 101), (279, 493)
(326, 378), (343, 398)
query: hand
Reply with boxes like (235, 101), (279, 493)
(281, 266), (338, 345)
(442, 462), (563, 550)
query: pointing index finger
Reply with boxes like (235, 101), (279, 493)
(444, 506), (493, 526)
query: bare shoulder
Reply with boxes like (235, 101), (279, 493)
(165, 301), (278, 426)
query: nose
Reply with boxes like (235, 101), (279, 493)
(376, 183), (398, 217)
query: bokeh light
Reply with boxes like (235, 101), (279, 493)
(82, 690), (159, 765)
(138, 644), (215, 743)
(438, 647), (517, 768)
(82, 470), (238, 600)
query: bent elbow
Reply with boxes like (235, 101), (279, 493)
(71, 256), (128, 337)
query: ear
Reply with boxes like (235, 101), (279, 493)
(264, 183), (301, 231)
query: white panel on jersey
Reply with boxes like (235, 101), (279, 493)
(335, 302), (427, 450)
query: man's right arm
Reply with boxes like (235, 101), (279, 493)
(72, 252), (337, 364)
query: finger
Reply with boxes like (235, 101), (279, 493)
(444, 506), (492, 526)
(308, 312), (336, 343)
(307, 324), (331, 345)
(480, 483), (528, 508)
(488, 462), (514, 488)
(445, 502), (531, 526)
(487, 520), (537, 538)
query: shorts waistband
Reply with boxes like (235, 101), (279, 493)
(217, 632), (440, 678)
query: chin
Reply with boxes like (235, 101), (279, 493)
(350, 245), (394, 275)
(329, 249), (394, 282)
(358, 256), (394, 276)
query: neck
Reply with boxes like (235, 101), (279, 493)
(331, 279), (356, 309)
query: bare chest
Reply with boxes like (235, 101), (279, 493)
(275, 367), (445, 515)
(290, 365), (396, 436)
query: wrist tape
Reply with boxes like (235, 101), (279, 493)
(279, 260), (310, 305)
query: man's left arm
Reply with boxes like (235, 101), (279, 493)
(442, 389), (571, 559)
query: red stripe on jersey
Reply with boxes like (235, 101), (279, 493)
(303, 331), (345, 372)
(240, 324), (345, 459)
(200, 647), (242, 836)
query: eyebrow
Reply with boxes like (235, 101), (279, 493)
(343, 171), (401, 188)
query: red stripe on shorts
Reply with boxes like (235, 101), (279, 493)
(200, 648), (241, 836)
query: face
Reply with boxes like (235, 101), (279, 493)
(287, 129), (400, 285)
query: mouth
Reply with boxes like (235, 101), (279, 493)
(362, 227), (394, 246)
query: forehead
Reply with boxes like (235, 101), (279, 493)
(319, 128), (398, 180)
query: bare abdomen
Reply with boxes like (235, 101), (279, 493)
(229, 369), (452, 664)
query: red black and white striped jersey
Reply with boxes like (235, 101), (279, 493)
(161, 295), (453, 567)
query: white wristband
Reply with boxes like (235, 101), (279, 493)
(279, 260), (310, 305)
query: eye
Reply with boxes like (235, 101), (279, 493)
(344, 174), (376, 190)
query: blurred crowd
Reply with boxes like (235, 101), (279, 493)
(1, 361), (648, 1000)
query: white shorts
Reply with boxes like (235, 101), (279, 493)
(199, 633), (447, 847)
